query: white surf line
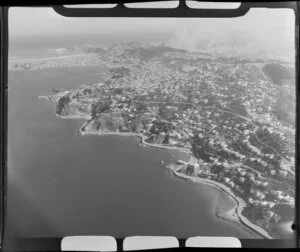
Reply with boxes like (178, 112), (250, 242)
(9, 53), (83, 62)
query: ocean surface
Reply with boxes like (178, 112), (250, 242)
(8, 33), (169, 59)
(6, 65), (261, 239)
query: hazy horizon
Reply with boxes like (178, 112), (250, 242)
(9, 5), (295, 61)
(9, 5), (294, 37)
(7, 3), (296, 244)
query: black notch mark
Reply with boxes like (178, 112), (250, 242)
(53, 1), (251, 18)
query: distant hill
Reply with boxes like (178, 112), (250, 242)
(163, 28), (294, 62)
(262, 63), (295, 85)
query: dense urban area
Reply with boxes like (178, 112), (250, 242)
(10, 41), (296, 238)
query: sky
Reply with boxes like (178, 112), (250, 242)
(9, 2), (295, 37)
(8, 1), (295, 59)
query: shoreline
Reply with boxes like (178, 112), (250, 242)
(55, 113), (92, 120)
(9, 53), (83, 62)
(78, 119), (272, 239)
(78, 120), (192, 157)
(51, 112), (273, 239)
(168, 167), (272, 239)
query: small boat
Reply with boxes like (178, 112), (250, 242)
(161, 160), (164, 165)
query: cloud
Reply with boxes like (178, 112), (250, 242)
(163, 9), (295, 60)
(8, 6), (295, 60)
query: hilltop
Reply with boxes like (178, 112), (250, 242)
(20, 41), (295, 238)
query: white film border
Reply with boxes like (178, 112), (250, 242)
(61, 236), (117, 251)
(123, 236), (179, 251)
(186, 236), (242, 248)
(61, 236), (242, 250)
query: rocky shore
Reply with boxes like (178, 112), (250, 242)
(77, 117), (272, 239)
(166, 163), (273, 239)
(41, 96), (275, 240)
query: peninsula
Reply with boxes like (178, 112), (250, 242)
(33, 42), (295, 239)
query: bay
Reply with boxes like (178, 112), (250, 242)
(7, 66), (255, 239)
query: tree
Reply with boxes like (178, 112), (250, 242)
(159, 106), (175, 120)
(113, 88), (123, 95)
(210, 165), (223, 174)
(135, 102), (148, 113)
(91, 100), (111, 118)
(56, 95), (71, 115)
(186, 164), (195, 175)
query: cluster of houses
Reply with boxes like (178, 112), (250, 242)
(51, 42), (294, 228)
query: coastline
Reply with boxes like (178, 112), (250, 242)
(55, 113), (92, 120)
(78, 120), (192, 156)
(49, 111), (273, 239)
(168, 166), (273, 239)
